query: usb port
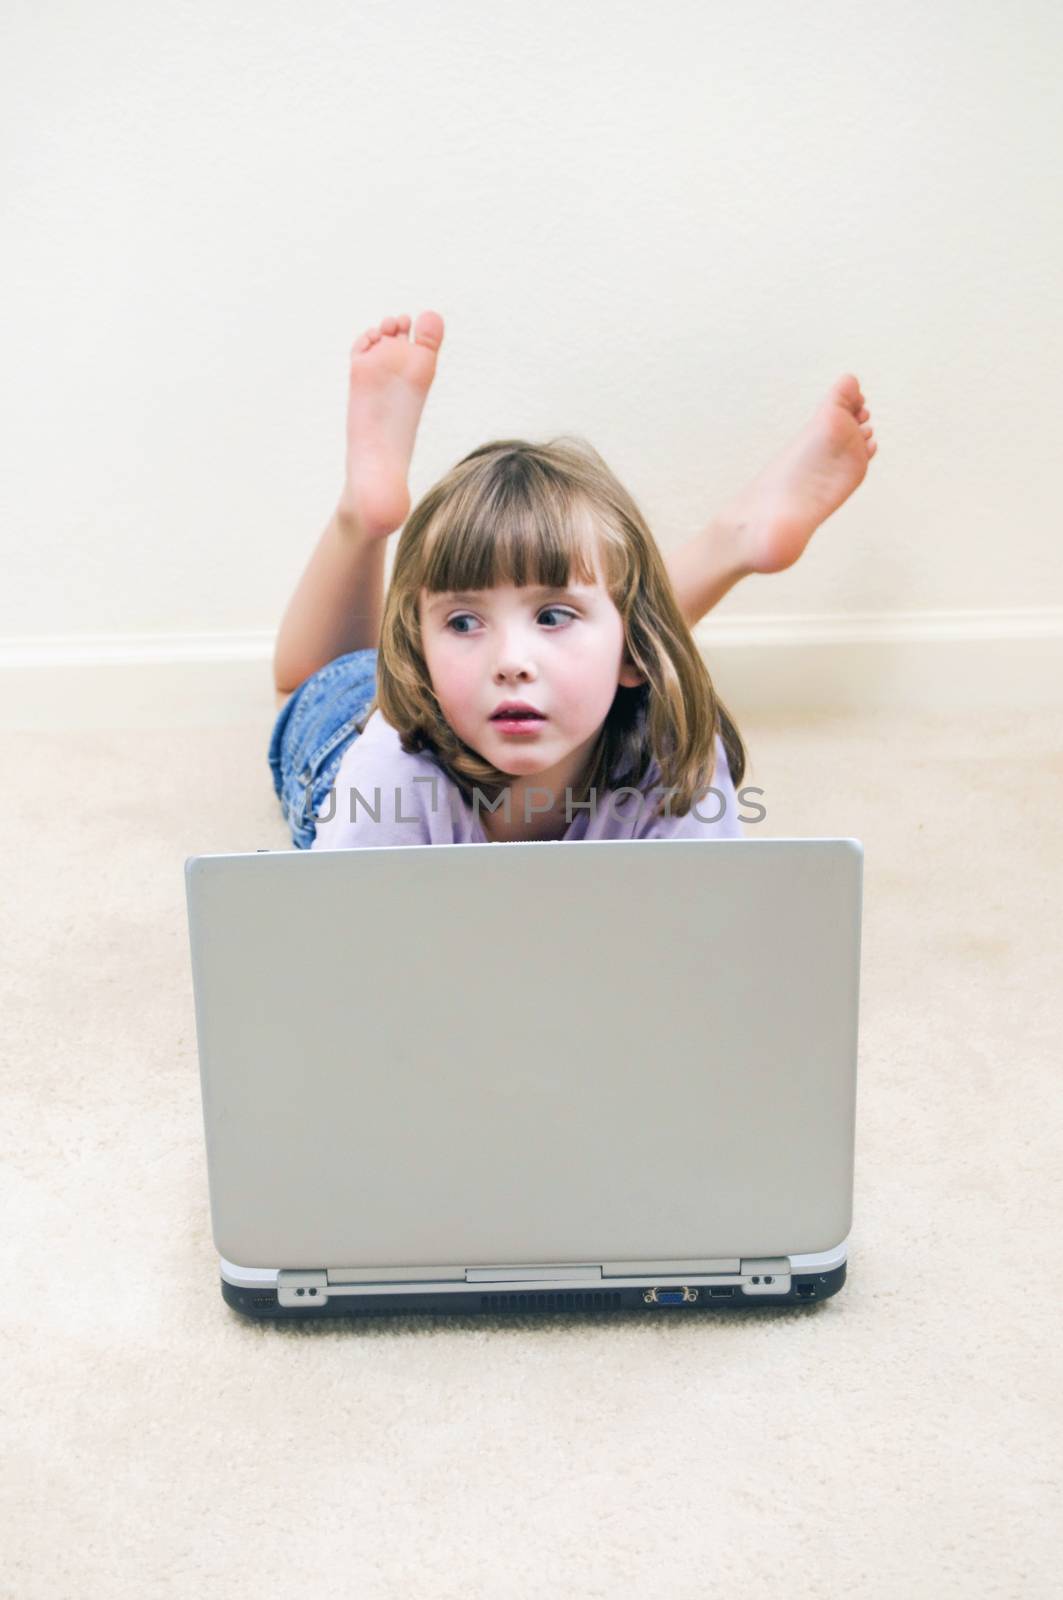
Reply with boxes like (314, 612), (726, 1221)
(709, 1286), (735, 1298)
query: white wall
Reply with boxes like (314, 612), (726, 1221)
(2, 1), (1061, 700)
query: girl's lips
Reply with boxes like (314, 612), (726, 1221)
(490, 715), (546, 733)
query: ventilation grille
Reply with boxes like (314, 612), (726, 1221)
(480, 1289), (623, 1313)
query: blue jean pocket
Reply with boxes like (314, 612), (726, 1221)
(268, 648), (379, 848)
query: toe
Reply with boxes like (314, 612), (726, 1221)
(857, 406), (870, 423)
(381, 316), (399, 336)
(414, 310), (445, 353)
(832, 374), (862, 410)
(397, 314), (412, 334)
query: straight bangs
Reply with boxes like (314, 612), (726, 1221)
(417, 447), (628, 604)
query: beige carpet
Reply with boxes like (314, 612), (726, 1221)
(3, 671), (1060, 1599)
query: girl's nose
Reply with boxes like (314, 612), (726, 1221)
(493, 657), (535, 683)
(492, 628), (537, 682)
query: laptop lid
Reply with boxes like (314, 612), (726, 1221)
(185, 838), (862, 1274)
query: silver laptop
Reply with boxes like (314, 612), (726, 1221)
(184, 838), (862, 1319)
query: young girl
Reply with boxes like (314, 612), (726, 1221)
(270, 310), (876, 849)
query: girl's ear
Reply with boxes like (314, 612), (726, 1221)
(617, 655), (646, 689)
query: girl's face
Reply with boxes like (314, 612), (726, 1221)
(417, 563), (645, 783)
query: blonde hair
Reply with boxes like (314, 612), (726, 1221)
(355, 436), (746, 819)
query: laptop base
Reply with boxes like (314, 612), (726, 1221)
(221, 1261), (846, 1319)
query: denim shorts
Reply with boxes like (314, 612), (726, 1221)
(268, 648), (379, 848)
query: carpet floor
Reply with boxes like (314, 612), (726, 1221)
(3, 679), (1059, 1598)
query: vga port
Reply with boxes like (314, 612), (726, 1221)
(642, 1286), (699, 1305)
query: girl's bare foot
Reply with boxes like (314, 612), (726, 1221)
(338, 309), (445, 538)
(725, 374), (878, 575)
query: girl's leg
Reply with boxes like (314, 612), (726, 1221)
(667, 373), (877, 630)
(273, 506), (389, 699)
(666, 512), (750, 630)
(273, 309), (445, 698)
(274, 356), (877, 690)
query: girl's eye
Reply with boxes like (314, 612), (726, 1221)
(445, 607), (576, 634)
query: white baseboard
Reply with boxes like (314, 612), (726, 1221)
(0, 630), (277, 668)
(692, 607), (1063, 718)
(0, 610), (1060, 729)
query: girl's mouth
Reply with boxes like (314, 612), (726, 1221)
(490, 714), (546, 733)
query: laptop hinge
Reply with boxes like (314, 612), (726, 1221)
(277, 1259), (796, 1306)
(601, 1259), (741, 1276)
(738, 1257), (792, 1294)
(277, 1265), (604, 1307)
(327, 1265), (467, 1285)
(465, 1265), (603, 1284)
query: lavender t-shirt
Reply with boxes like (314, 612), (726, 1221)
(311, 709), (745, 849)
